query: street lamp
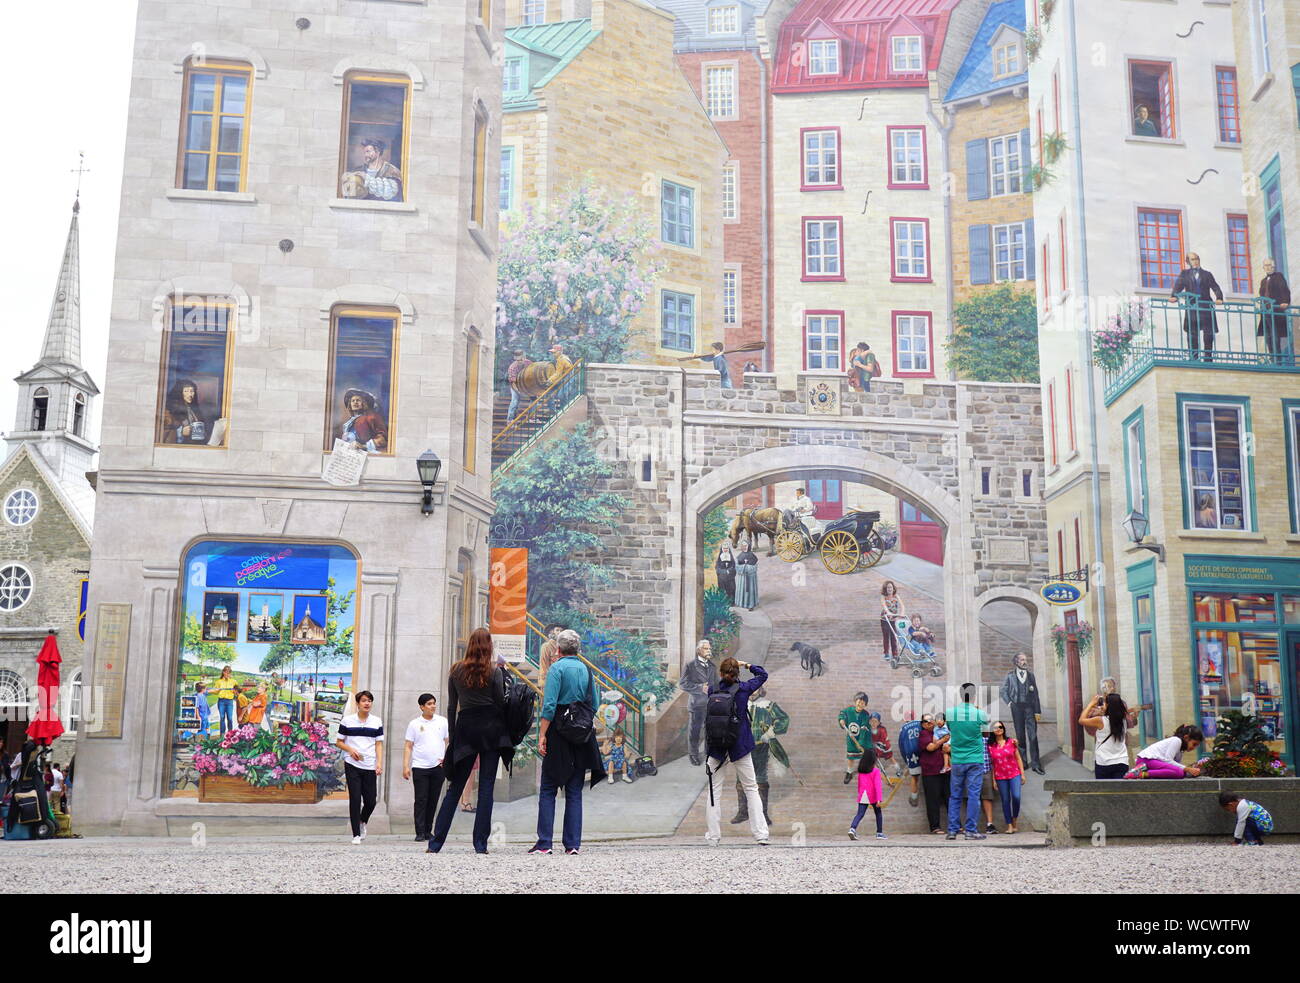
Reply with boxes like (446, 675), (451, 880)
(417, 450), (441, 515)
(1122, 509), (1164, 561)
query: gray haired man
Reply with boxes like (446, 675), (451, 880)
(1000, 652), (1044, 775)
(680, 640), (714, 766)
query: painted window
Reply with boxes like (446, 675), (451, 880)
(0, 564), (33, 612)
(1125, 412), (1147, 515)
(808, 39), (840, 76)
(993, 41), (1020, 78)
(178, 60), (252, 193)
(803, 218), (842, 278)
(72, 392), (86, 437)
(892, 313), (931, 375)
(1133, 591), (1159, 743)
(479, 0), (491, 28)
(708, 4), (739, 34)
(722, 163), (738, 220)
(463, 330), (481, 475)
(66, 669), (82, 735)
(340, 73), (410, 202)
(661, 181), (695, 247)
(326, 307), (399, 455)
(1183, 402), (1249, 530)
(1129, 60), (1177, 139)
(522, 0), (544, 24)
(802, 129), (839, 188)
(156, 299), (233, 448)
(31, 388), (48, 431)
(1065, 365), (1076, 452)
(1138, 208), (1183, 290)
(722, 269), (738, 324)
(1042, 240), (1051, 309)
(891, 219), (928, 280)
(1227, 214), (1251, 294)
(499, 146), (515, 212)
(1289, 403), (1300, 531)
(1052, 69), (1061, 133)
(803, 312), (843, 371)
(0, 669), (27, 708)
(470, 103), (488, 224)
(891, 36), (922, 74)
(503, 57), (523, 97)
(989, 133), (1022, 196)
(1264, 159), (1287, 272)
(706, 66), (736, 118)
(1215, 67), (1241, 143)
(1059, 213), (1068, 292)
(1047, 380), (1058, 468)
(3, 490), (37, 527)
(981, 467), (992, 495)
(1253, 0), (1272, 76)
(993, 223), (1027, 281)
(661, 290), (695, 351)
(889, 127), (926, 187)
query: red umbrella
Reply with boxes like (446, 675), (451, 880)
(27, 632), (64, 746)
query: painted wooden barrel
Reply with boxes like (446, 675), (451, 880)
(512, 361), (557, 397)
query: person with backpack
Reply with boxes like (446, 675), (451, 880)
(704, 658), (770, 846)
(427, 629), (514, 854)
(530, 629), (606, 855)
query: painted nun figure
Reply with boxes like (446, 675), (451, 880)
(715, 546), (737, 604)
(733, 538), (759, 611)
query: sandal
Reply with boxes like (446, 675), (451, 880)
(460, 804), (476, 813)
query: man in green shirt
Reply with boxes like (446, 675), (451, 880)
(945, 683), (989, 840)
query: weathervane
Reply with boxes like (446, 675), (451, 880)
(71, 152), (90, 209)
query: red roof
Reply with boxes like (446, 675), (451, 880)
(772, 0), (962, 93)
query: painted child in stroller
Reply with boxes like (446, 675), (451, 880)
(886, 616), (943, 676)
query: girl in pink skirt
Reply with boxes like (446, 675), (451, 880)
(848, 745), (887, 840)
(1126, 724), (1204, 779)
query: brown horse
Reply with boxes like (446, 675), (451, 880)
(729, 507), (785, 556)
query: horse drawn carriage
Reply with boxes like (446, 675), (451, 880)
(776, 508), (888, 574)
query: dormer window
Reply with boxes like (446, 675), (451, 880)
(993, 40), (1020, 78)
(708, 5), (739, 35)
(503, 57), (523, 97)
(808, 39), (840, 76)
(891, 35), (923, 74)
(521, 0), (545, 26)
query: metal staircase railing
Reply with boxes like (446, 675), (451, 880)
(491, 360), (587, 478)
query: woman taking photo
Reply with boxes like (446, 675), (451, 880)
(704, 658), (770, 846)
(879, 581), (905, 662)
(1080, 693), (1131, 779)
(428, 629), (513, 854)
(986, 721), (1023, 833)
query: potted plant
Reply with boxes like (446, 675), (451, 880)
(1024, 25), (1042, 62)
(1199, 711), (1289, 777)
(194, 719), (340, 803)
(1092, 301), (1150, 373)
(1040, 0), (1057, 26)
(1042, 131), (1068, 165)
(1026, 162), (1055, 193)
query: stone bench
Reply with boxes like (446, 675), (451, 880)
(1043, 778), (1300, 846)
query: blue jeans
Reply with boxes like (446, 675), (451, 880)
(536, 768), (586, 851)
(997, 775), (1022, 825)
(217, 698), (235, 735)
(508, 389), (521, 419)
(947, 762), (983, 834)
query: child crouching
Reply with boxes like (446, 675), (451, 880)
(1220, 792), (1273, 845)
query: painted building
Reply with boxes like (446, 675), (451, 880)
(1029, 0), (1249, 764)
(942, 0), (1032, 307)
(499, 0), (728, 366)
(76, 0), (501, 834)
(769, 0), (990, 391)
(0, 198), (97, 761)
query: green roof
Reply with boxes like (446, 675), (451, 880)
(503, 18), (601, 110)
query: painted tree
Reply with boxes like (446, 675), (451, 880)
(945, 283), (1041, 383)
(701, 506), (730, 570)
(259, 579), (355, 694)
(495, 179), (666, 374)
(181, 614), (232, 681)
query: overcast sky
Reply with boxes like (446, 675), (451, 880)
(0, 1), (138, 445)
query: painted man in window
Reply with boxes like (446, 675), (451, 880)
(1132, 104), (1159, 138)
(343, 138), (403, 202)
(337, 388), (388, 453)
(163, 378), (215, 445)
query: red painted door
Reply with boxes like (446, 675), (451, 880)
(899, 502), (943, 565)
(807, 479), (843, 520)
(1065, 609), (1084, 762)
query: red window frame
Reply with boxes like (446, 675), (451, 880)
(1065, 365), (1076, 452)
(1227, 213), (1251, 294)
(1073, 517), (1083, 574)
(1056, 529), (1065, 578)
(1042, 240), (1051, 310)
(890, 309), (935, 379)
(1129, 59), (1178, 139)
(889, 217), (932, 283)
(1047, 380), (1059, 468)
(886, 126), (929, 190)
(1137, 207), (1184, 290)
(800, 126), (843, 192)
(1052, 69), (1061, 133)
(1059, 213), (1068, 293)
(1036, 107), (1044, 163)
(801, 216), (845, 281)
(1215, 67), (1241, 143)
(802, 309), (845, 372)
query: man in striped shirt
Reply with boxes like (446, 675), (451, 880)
(336, 691), (384, 844)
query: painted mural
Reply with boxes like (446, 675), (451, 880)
(168, 540), (357, 801)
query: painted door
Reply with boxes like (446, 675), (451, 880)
(899, 501), (943, 565)
(1065, 609), (1084, 762)
(807, 479), (843, 520)
(1286, 632), (1299, 771)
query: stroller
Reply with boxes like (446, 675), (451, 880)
(887, 617), (943, 677)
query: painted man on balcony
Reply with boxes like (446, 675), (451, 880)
(1257, 257), (1291, 361)
(1170, 252), (1223, 361)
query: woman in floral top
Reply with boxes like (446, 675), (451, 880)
(986, 721), (1024, 833)
(879, 581), (905, 662)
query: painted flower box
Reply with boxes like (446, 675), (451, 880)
(199, 774), (325, 804)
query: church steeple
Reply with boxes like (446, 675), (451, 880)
(39, 198), (84, 370)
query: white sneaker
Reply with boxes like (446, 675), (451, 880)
(607, 774), (615, 784)
(359, 823), (367, 840)
(621, 773), (633, 784)
(351, 836), (362, 845)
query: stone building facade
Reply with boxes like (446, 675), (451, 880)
(77, 0), (501, 835)
(580, 363), (1051, 691)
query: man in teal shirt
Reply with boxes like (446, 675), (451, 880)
(945, 682), (989, 840)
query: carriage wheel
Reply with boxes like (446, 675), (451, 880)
(857, 531), (886, 569)
(820, 530), (860, 575)
(775, 530), (805, 562)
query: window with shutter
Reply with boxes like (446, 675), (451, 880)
(966, 138), (989, 201)
(969, 225), (991, 286)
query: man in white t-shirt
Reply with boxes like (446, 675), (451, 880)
(49, 762), (65, 813)
(402, 692), (449, 842)
(335, 691), (384, 844)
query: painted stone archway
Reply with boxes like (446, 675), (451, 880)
(976, 586), (1056, 716)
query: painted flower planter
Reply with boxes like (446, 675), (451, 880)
(199, 774), (324, 804)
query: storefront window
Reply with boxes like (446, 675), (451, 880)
(169, 540), (359, 800)
(1284, 595), (1300, 623)
(1193, 591), (1277, 624)
(1195, 628), (1284, 756)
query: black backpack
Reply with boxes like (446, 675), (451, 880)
(502, 668), (537, 747)
(704, 682), (742, 757)
(553, 665), (596, 744)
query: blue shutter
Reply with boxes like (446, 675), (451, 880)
(966, 138), (989, 201)
(1292, 62), (1300, 126)
(1020, 127), (1032, 187)
(1025, 218), (1036, 280)
(969, 224), (992, 285)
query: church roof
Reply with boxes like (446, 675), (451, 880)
(0, 443), (93, 542)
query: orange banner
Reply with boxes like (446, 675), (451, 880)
(489, 547), (528, 662)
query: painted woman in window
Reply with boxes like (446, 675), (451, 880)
(336, 389), (388, 454)
(164, 378), (216, 445)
